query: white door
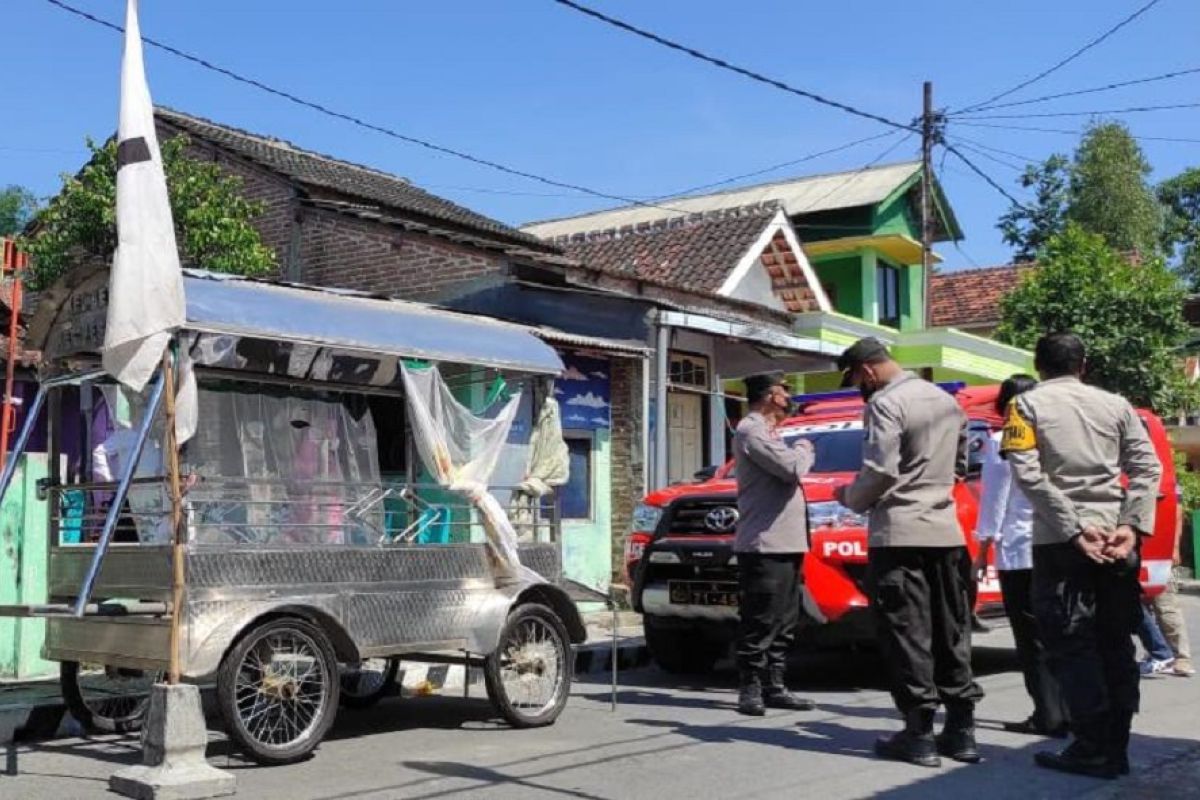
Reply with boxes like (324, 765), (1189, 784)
(667, 392), (703, 484)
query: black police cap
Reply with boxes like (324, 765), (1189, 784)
(837, 337), (891, 385)
(744, 371), (787, 403)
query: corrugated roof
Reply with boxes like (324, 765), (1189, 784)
(522, 161), (922, 239)
(156, 107), (551, 251)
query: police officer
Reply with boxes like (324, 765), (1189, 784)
(834, 338), (983, 768)
(732, 372), (816, 716)
(1002, 332), (1161, 779)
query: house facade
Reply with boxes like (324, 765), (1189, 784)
(525, 163), (1034, 392)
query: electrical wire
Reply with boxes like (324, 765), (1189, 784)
(968, 102), (1200, 121)
(943, 144), (1027, 208)
(651, 131), (898, 201)
(946, 133), (1040, 164)
(953, 120), (1200, 144)
(794, 134), (916, 214)
(955, 0), (1163, 114)
(955, 65), (1200, 115)
(950, 140), (1026, 173)
(549, 0), (917, 134)
(41, 0), (693, 215)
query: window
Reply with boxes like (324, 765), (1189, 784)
(877, 263), (901, 329)
(669, 353), (709, 388)
(559, 436), (593, 519)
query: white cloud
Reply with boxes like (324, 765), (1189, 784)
(590, 370), (608, 379)
(565, 413), (589, 424)
(566, 392), (609, 410)
(562, 366), (588, 381)
(592, 416), (609, 425)
(553, 386), (565, 396)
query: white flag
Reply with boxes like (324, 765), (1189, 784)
(103, 0), (195, 441)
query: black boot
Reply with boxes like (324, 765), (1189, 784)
(875, 709), (940, 768)
(1034, 738), (1120, 780)
(737, 670), (765, 717)
(763, 664), (815, 711)
(936, 705), (981, 763)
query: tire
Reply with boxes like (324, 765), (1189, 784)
(644, 618), (723, 675)
(60, 660), (160, 734)
(339, 657), (400, 709)
(217, 617), (340, 766)
(484, 603), (573, 728)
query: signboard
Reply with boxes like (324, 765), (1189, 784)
(43, 273), (110, 361)
(557, 354), (610, 431)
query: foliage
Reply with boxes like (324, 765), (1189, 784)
(998, 155), (1070, 263)
(1067, 122), (1162, 257)
(0, 185), (39, 237)
(997, 122), (1163, 262)
(1175, 450), (1200, 514)
(21, 135), (275, 290)
(1159, 167), (1200, 291)
(996, 224), (1187, 412)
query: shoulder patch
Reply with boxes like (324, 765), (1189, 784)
(1000, 400), (1036, 453)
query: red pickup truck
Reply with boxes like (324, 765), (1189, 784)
(624, 383), (1178, 674)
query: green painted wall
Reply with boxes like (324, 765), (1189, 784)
(794, 206), (875, 242)
(871, 192), (921, 240)
(860, 249), (878, 324)
(812, 256), (863, 317)
(562, 428), (612, 596)
(902, 264), (924, 332)
(0, 455), (54, 680)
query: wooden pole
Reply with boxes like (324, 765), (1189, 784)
(162, 346), (185, 685)
(921, 80), (934, 330)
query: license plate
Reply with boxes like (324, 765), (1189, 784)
(668, 581), (739, 606)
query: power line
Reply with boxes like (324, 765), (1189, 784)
(796, 134), (916, 214)
(950, 140), (1026, 172)
(943, 143), (1027, 208)
(946, 133), (1040, 164)
(954, 120), (1200, 144)
(968, 102), (1200, 120)
(651, 131), (898, 201)
(955, 65), (1200, 115)
(549, 0), (917, 134)
(955, 0), (1162, 114)
(42, 0), (691, 215)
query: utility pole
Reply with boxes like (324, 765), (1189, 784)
(920, 80), (935, 330)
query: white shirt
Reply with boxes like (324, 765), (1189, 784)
(975, 431), (1033, 572)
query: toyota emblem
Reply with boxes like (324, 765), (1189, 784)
(704, 506), (740, 533)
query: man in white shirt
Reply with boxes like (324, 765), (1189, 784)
(974, 375), (1069, 737)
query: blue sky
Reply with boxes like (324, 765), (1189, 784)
(3, 0), (1198, 270)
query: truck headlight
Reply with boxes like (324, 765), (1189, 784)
(808, 500), (868, 530)
(633, 503), (664, 532)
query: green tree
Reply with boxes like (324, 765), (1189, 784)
(22, 135), (275, 290)
(998, 155), (1070, 262)
(996, 224), (1187, 412)
(997, 122), (1163, 261)
(0, 185), (38, 236)
(1159, 167), (1200, 291)
(1067, 122), (1162, 257)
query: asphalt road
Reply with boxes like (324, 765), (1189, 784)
(4, 597), (1200, 800)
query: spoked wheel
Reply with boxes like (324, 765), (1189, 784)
(217, 617), (340, 766)
(61, 660), (162, 734)
(339, 657), (400, 709)
(484, 603), (573, 728)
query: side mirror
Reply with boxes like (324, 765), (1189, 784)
(693, 465), (719, 482)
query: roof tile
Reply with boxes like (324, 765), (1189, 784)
(929, 264), (1031, 328)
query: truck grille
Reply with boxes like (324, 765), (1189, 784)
(661, 497), (739, 536)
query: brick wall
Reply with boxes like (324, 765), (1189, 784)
(297, 206), (505, 299)
(609, 357), (643, 596)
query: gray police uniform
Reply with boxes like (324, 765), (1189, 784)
(732, 411), (814, 676)
(842, 372), (983, 715)
(1003, 376), (1161, 761)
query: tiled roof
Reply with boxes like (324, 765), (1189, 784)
(552, 205), (822, 313)
(930, 264), (1032, 328)
(155, 107), (550, 251)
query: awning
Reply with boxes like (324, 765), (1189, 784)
(33, 268), (563, 376)
(529, 325), (650, 358)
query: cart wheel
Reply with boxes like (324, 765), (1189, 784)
(60, 660), (161, 734)
(339, 657), (400, 709)
(484, 603), (573, 728)
(217, 617), (340, 766)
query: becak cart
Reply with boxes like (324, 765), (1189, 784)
(0, 267), (585, 765)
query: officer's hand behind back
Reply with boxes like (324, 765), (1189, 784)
(1074, 526), (1113, 564)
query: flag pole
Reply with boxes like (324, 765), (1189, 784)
(162, 341), (185, 685)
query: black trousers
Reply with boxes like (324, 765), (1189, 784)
(736, 553), (803, 674)
(868, 546), (984, 713)
(1032, 542), (1141, 751)
(999, 568), (1069, 730)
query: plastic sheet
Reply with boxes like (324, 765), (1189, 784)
(400, 363), (534, 583)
